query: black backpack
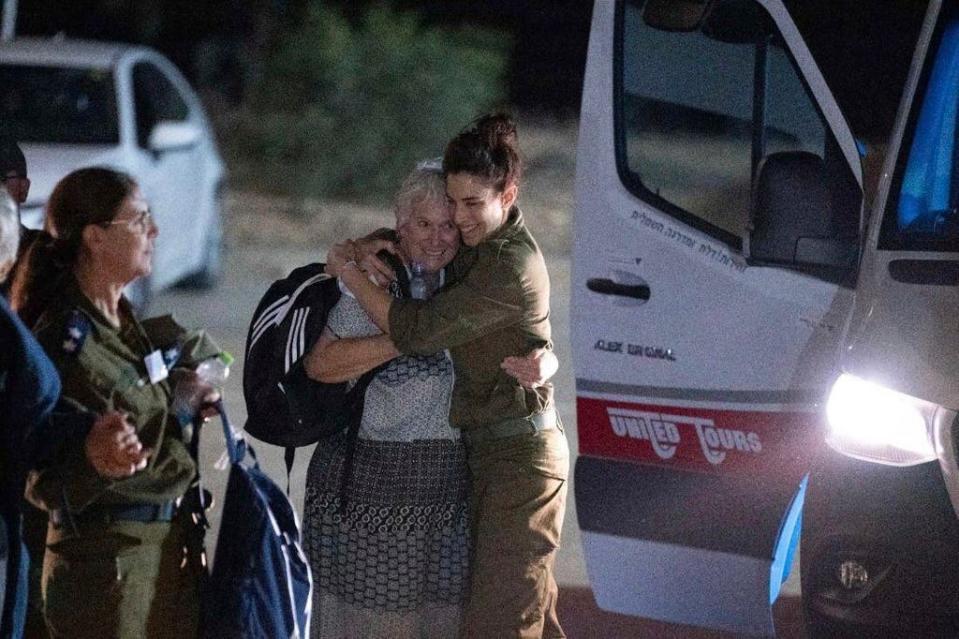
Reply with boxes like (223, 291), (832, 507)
(242, 257), (408, 486)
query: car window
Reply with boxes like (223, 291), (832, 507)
(0, 65), (119, 144)
(617, 0), (851, 249)
(132, 62), (190, 148)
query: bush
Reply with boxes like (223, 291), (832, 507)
(228, 4), (510, 202)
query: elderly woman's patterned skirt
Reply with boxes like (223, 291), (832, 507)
(304, 432), (470, 639)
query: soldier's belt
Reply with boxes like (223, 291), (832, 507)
(50, 501), (176, 529)
(462, 407), (558, 447)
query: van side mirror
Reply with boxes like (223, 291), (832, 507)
(749, 151), (857, 269)
(148, 120), (201, 153)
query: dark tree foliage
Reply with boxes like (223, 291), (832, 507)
(13, 0), (591, 114)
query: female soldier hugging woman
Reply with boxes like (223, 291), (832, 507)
(327, 113), (569, 639)
(302, 157), (558, 639)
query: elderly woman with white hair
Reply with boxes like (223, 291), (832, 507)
(301, 160), (556, 639)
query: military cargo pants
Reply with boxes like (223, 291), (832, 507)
(462, 426), (569, 639)
(41, 521), (199, 639)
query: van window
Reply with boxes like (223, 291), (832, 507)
(617, 0), (834, 248)
(880, 10), (959, 252)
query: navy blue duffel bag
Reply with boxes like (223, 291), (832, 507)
(203, 402), (312, 639)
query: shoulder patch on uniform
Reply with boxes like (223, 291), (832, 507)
(62, 310), (91, 356)
(161, 341), (183, 369)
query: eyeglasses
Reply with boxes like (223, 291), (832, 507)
(103, 210), (154, 233)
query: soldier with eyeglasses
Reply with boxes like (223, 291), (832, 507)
(9, 167), (223, 639)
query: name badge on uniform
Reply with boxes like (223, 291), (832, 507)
(144, 349), (169, 384)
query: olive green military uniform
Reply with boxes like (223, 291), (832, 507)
(25, 276), (219, 639)
(390, 207), (569, 639)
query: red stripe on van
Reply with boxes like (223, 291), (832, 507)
(577, 396), (820, 474)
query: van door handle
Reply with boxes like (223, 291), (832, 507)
(586, 278), (650, 300)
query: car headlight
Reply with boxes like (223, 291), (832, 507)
(825, 373), (939, 466)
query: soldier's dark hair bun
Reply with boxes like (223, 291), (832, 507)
(443, 112), (523, 191)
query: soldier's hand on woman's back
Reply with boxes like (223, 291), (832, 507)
(85, 411), (151, 478)
(356, 238), (398, 286)
(501, 348), (560, 389)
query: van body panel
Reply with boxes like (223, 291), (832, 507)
(841, 1), (959, 411)
(573, 0), (867, 634)
(576, 0), (959, 633)
(843, 249), (959, 410)
(580, 530), (777, 636)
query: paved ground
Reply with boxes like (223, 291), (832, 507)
(155, 225), (807, 637)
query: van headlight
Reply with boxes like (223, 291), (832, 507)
(825, 373), (939, 466)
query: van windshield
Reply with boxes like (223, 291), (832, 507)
(0, 65), (119, 145)
(880, 10), (959, 252)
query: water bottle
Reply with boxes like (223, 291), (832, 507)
(173, 352), (233, 426)
(195, 352), (233, 388)
(410, 261), (428, 300)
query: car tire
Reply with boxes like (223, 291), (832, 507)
(178, 198), (223, 290)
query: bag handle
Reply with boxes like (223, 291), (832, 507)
(214, 399), (246, 466)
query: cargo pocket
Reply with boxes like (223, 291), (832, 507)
(43, 553), (122, 636)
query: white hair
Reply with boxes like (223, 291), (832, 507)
(0, 189), (18, 282)
(393, 157), (447, 233)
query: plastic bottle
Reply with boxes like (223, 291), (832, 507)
(173, 352), (233, 425)
(410, 261), (428, 300)
(195, 351), (234, 387)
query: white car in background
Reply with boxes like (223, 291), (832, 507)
(0, 37), (226, 309)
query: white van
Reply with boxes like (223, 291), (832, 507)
(572, 0), (959, 636)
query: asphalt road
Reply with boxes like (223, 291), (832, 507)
(155, 241), (807, 638)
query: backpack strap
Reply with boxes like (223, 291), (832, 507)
(216, 400), (244, 465)
(284, 446), (296, 495)
(378, 250), (410, 297)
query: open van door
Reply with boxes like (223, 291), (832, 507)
(572, 1), (864, 635)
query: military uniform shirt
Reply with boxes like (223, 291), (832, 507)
(389, 207), (553, 431)
(27, 276), (220, 513)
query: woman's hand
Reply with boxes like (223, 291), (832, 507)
(172, 371), (222, 422)
(501, 348), (559, 389)
(85, 411), (151, 478)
